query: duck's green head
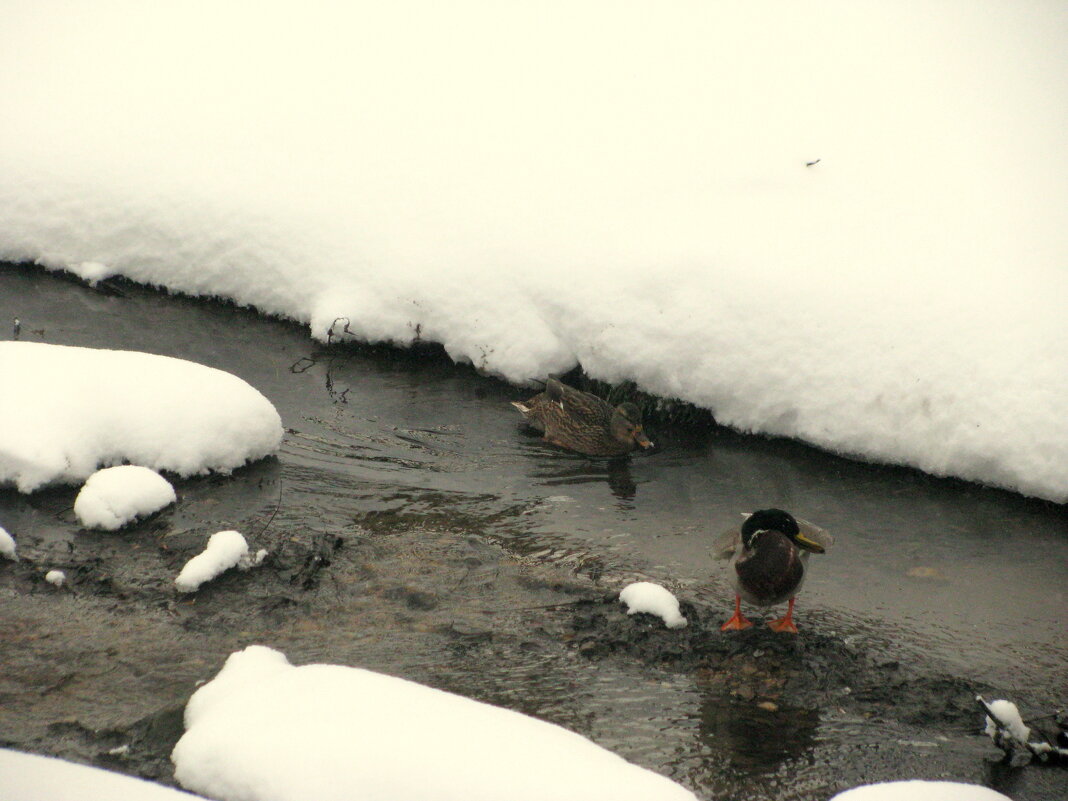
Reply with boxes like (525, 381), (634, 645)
(742, 508), (824, 553)
(611, 402), (654, 450)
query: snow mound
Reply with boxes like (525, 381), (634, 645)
(44, 570), (65, 587)
(832, 781), (1011, 800)
(0, 342), (283, 493)
(74, 465), (176, 530)
(0, 525), (16, 561)
(619, 581), (688, 629)
(0, 748), (208, 800)
(171, 645), (697, 801)
(175, 530), (261, 593)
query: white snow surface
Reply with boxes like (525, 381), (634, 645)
(171, 645), (697, 801)
(0, 749), (208, 801)
(983, 699), (1031, 743)
(619, 581), (688, 629)
(0, 525), (16, 560)
(44, 570), (66, 587)
(831, 781), (1011, 801)
(175, 530), (250, 593)
(74, 465), (177, 530)
(1, 2), (1065, 502)
(0, 342), (283, 493)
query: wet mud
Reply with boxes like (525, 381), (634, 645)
(1, 264), (1066, 800)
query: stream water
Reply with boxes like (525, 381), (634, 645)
(1, 264), (1065, 800)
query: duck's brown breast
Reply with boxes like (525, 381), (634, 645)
(735, 531), (804, 603)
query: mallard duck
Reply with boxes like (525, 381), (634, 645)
(712, 508), (832, 634)
(511, 378), (654, 457)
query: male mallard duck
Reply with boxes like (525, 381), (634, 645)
(712, 508), (833, 634)
(511, 378), (654, 457)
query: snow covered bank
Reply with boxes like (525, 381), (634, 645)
(1, 2), (1065, 501)
(74, 466), (176, 530)
(0, 749), (208, 800)
(0, 342), (283, 492)
(172, 645), (696, 801)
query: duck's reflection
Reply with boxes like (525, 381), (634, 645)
(697, 692), (819, 776)
(526, 451), (639, 503)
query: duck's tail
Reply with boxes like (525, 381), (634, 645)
(510, 401), (531, 415)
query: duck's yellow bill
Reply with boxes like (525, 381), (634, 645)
(794, 532), (825, 553)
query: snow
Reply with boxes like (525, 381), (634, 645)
(831, 781), (1011, 800)
(174, 530), (255, 593)
(171, 645), (697, 801)
(1, 2), (1066, 502)
(983, 698), (1031, 743)
(0, 748), (208, 801)
(0, 342), (283, 493)
(619, 581), (688, 629)
(44, 570), (66, 587)
(74, 465), (177, 530)
(0, 524), (17, 561)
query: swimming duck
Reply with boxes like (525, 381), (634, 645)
(511, 378), (654, 457)
(712, 508), (832, 634)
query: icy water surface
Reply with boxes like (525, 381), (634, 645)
(1, 265), (1066, 800)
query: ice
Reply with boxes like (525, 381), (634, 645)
(174, 530), (252, 593)
(0, 748), (207, 800)
(832, 781), (1011, 800)
(171, 645), (697, 801)
(44, 570), (65, 587)
(0, 2), (1065, 502)
(74, 465), (177, 530)
(619, 581), (688, 629)
(0, 524), (16, 561)
(0, 342), (283, 493)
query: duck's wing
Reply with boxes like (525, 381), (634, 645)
(795, 517), (834, 551)
(544, 379), (611, 427)
(711, 527), (741, 561)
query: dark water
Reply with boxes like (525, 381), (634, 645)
(1, 264), (1066, 800)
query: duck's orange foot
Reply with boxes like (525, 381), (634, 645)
(767, 616), (799, 634)
(767, 597), (798, 633)
(721, 595), (753, 631)
(721, 613), (753, 631)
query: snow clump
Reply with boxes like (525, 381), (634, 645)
(983, 698), (1031, 743)
(74, 465), (176, 530)
(44, 570), (66, 587)
(0, 525), (16, 561)
(175, 531), (264, 593)
(619, 581), (688, 629)
(831, 781), (1011, 800)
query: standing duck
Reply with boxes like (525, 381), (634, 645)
(511, 378), (654, 457)
(712, 508), (833, 633)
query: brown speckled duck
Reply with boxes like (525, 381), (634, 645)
(712, 508), (833, 634)
(511, 378), (653, 457)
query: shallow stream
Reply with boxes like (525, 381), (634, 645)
(1, 265), (1065, 800)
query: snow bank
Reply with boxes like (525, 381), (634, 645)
(0, 748), (208, 801)
(174, 531), (256, 593)
(0, 525), (16, 561)
(0, 342), (283, 493)
(172, 645), (696, 801)
(619, 581), (688, 629)
(44, 570), (65, 587)
(831, 781), (1011, 800)
(74, 465), (176, 530)
(1, 2), (1065, 501)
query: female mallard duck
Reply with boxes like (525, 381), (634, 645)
(712, 508), (833, 634)
(511, 378), (653, 457)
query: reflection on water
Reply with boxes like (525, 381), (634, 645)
(697, 694), (820, 777)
